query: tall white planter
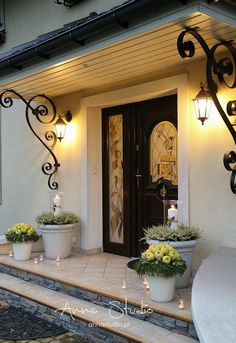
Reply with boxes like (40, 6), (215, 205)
(148, 240), (197, 288)
(40, 223), (76, 259)
(13, 242), (32, 261)
(149, 276), (175, 302)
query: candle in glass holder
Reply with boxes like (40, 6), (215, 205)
(178, 299), (185, 310)
(122, 281), (127, 289)
(143, 277), (148, 287)
(9, 251), (13, 257)
(53, 194), (62, 215)
(168, 204), (178, 230)
(33, 258), (39, 264)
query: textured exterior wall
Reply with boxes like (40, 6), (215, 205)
(0, 0), (125, 53)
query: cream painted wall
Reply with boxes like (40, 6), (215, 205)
(0, 99), (52, 231)
(0, 93), (81, 248)
(1, 0), (125, 53)
(52, 92), (81, 247)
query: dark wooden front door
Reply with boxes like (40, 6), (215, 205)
(102, 95), (177, 257)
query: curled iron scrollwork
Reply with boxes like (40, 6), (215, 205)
(177, 29), (236, 193)
(0, 89), (60, 190)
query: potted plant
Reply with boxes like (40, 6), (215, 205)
(135, 243), (186, 302)
(142, 224), (201, 288)
(5, 223), (39, 261)
(35, 211), (79, 259)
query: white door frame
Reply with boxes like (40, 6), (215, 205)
(79, 73), (189, 253)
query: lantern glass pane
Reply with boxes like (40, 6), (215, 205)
(193, 97), (213, 120)
(55, 123), (66, 140)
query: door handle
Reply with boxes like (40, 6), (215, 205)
(135, 170), (142, 188)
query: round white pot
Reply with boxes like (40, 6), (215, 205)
(147, 239), (197, 288)
(40, 223), (77, 259)
(13, 242), (32, 261)
(149, 275), (175, 302)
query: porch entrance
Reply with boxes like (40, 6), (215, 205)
(102, 95), (177, 257)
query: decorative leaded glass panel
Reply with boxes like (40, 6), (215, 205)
(108, 115), (124, 244)
(150, 121), (178, 185)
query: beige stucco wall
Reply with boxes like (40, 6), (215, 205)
(0, 0), (125, 53)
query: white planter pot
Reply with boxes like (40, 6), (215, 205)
(147, 239), (197, 288)
(13, 242), (32, 261)
(149, 275), (175, 302)
(40, 223), (77, 259)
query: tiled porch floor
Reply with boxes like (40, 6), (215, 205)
(0, 252), (192, 323)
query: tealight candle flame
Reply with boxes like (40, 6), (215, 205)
(178, 299), (185, 310)
(9, 251), (13, 257)
(33, 258), (39, 264)
(56, 256), (60, 262)
(122, 281), (127, 289)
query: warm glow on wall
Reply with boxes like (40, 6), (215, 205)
(63, 122), (77, 143)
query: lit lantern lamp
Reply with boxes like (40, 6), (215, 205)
(54, 116), (67, 142)
(193, 83), (213, 125)
(54, 110), (72, 142)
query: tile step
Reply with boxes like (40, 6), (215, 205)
(0, 272), (197, 343)
(0, 260), (197, 340)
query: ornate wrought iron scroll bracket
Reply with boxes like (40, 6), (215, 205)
(177, 28), (236, 193)
(0, 89), (60, 190)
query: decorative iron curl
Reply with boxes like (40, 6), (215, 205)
(223, 151), (236, 193)
(177, 29), (236, 193)
(0, 89), (60, 190)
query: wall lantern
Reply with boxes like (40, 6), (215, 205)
(193, 82), (213, 125)
(0, 89), (72, 190)
(177, 28), (236, 193)
(54, 110), (72, 142)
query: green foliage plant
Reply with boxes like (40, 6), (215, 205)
(142, 223), (201, 242)
(35, 211), (79, 225)
(5, 223), (39, 243)
(135, 243), (186, 278)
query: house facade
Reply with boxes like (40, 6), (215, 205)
(0, 0), (235, 273)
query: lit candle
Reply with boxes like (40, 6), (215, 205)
(168, 204), (178, 230)
(34, 258), (39, 264)
(39, 255), (44, 262)
(9, 251), (13, 257)
(143, 277), (148, 287)
(53, 194), (61, 215)
(122, 281), (127, 289)
(56, 256), (60, 262)
(178, 299), (185, 310)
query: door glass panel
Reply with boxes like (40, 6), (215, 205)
(150, 121), (178, 185)
(108, 114), (124, 244)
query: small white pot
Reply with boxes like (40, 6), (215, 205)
(149, 275), (175, 302)
(147, 239), (197, 288)
(13, 242), (32, 261)
(40, 223), (77, 259)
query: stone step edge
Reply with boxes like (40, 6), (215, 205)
(0, 260), (192, 325)
(0, 283), (143, 343)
